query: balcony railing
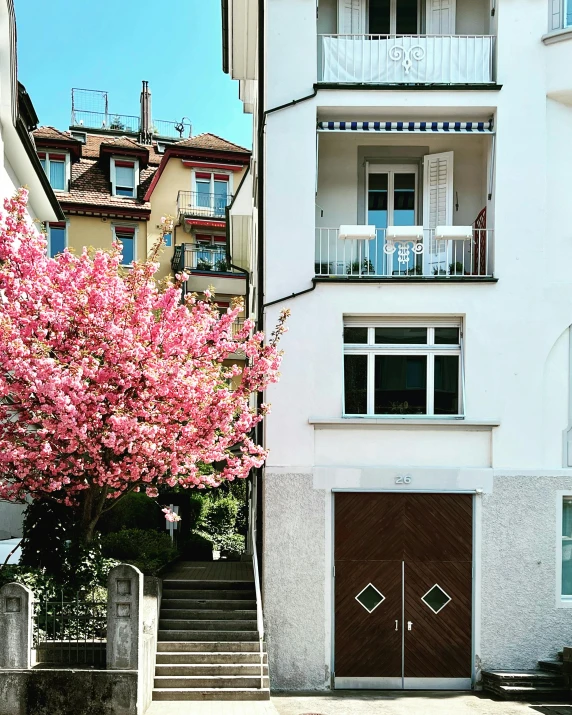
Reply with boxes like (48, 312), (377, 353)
(70, 110), (141, 133)
(177, 191), (233, 220)
(315, 227), (493, 278)
(173, 246), (231, 274)
(319, 34), (495, 84)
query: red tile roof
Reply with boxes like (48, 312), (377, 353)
(33, 126), (80, 143)
(175, 133), (250, 154)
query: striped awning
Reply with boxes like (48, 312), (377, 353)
(317, 120), (494, 133)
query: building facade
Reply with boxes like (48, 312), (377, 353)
(223, 0), (572, 692)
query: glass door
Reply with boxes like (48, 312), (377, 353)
(367, 165), (418, 276)
(368, 0), (419, 35)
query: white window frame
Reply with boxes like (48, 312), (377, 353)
(46, 222), (68, 257)
(192, 170), (231, 212)
(343, 319), (464, 418)
(111, 157), (139, 198)
(39, 151), (70, 193)
(70, 131), (87, 144)
(556, 491), (572, 607)
(112, 223), (138, 266)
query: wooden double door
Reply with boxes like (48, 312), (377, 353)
(334, 493), (473, 690)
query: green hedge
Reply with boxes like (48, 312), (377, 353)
(101, 528), (177, 575)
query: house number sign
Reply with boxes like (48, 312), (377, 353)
(395, 474), (412, 485)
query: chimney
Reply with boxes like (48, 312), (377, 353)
(140, 80), (153, 145)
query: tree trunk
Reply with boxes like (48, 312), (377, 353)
(78, 485), (108, 544)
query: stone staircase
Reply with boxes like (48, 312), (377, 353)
(152, 563), (269, 701)
(482, 655), (569, 701)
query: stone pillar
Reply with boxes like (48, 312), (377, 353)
(0, 583), (33, 669)
(106, 564), (143, 671)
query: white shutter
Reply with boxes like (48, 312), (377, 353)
(425, 0), (456, 34)
(338, 0), (364, 34)
(550, 0), (563, 31)
(423, 151), (454, 275)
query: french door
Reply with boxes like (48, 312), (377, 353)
(334, 492), (473, 689)
(367, 164), (418, 276)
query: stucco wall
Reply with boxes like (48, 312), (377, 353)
(481, 474), (572, 670)
(263, 472), (328, 690)
(67, 216), (147, 265)
(0, 503), (25, 539)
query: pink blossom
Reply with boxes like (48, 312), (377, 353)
(162, 507), (181, 523)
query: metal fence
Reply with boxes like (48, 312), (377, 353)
(178, 190), (232, 219)
(70, 109), (140, 134)
(33, 592), (107, 667)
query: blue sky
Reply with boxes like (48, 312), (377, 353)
(14, 0), (252, 149)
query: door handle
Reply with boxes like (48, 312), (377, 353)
(407, 621), (413, 631)
(395, 620), (399, 631)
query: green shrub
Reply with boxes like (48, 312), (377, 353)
(187, 492), (209, 530)
(201, 494), (239, 546)
(178, 532), (213, 561)
(101, 528), (177, 574)
(97, 492), (162, 534)
(218, 533), (245, 555)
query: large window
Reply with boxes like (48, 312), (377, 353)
(47, 222), (67, 257)
(562, 497), (572, 599)
(111, 158), (138, 198)
(369, 0), (419, 34)
(113, 225), (136, 265)
(194, 172), (230, 216)
(39, 153), (68, 192)
(343, 321), (462, 416)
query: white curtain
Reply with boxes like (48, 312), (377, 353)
(322, 35), (493, 84)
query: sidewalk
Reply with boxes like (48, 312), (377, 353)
(145, 692), (572, 715)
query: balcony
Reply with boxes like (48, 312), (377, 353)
(172, 244), (247, 296)
(315, 224), (493, 279)
(177, 191), (233, 221)
(318, 34), (495, 85)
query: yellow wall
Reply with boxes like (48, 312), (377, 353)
(67, 216), (147, 263)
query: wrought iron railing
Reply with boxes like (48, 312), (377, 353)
(70, 110), (140, 133)
(315, 227), (494, 278)
(33, 592), (107, 666)
(182, 246), (231, 273)
(177, 191), (232, 219)
(319, 34), (495, 84)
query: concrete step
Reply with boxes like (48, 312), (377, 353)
(161, 599), (256, 611)
(538, 659), (564, 674)
(159, 619), (257, 631)
(156, 651), (267, 665)
(482, 669), (568, 701)
(160, 609), (257, 621)
(162, 589), (256, 600)
(155, 664), (269, 677)
(497, 685), (569, 702)
(152, 687), (270, 701)
(162, 580), (254, 591)
(157, 641), (261, 653)
(154, 675), (270, 689)
(158, 630), (259, 642)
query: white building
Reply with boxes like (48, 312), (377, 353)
(223, 0), (572, 693)
(0, 0), (63, 540)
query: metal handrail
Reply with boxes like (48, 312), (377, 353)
(177, 190), (232, 219)
(251, 534), (265, 690)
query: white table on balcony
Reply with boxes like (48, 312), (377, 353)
(321, 35), (494, 84)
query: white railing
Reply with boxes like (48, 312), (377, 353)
(319, 34), (495, 84)
(251, 537), (265, 691)
(315, 227), (493, 278)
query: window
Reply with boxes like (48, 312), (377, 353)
(70, 131), (87, 144)
(562, 497), (572, 599)
(46, 222), (67, 257)
(567, 0), (572, 26)
(343, 321), (462, 416)
(193, 234), (228, 271)
(113, 225), (136, 265)
(163, 232), (172, 248)
(111, 158), (138, 198)
(193, 172), (230, 216)
(550, 0), (572, 30)
(369, 0), (419, 34)
(39, 152), (68, 191)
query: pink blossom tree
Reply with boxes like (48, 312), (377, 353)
(0, 190), (287, 543)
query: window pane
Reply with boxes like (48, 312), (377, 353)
(196, 180), (211, 207)
(396, 0), (418, 33)
(434, 356), (459, 415)
(393, 173), (416, 226)
(369, 0), (391, 33)
(375, 355), (427, 414)
(116, 235), (134, 264)
(344, 355), (368, 414)
(40, 158), (47, 174)
(375, 327), (427, 344)
(115, 165), (134, 189)
(49, 161), (65, 190)
(344, 327), (368, 344)
(435, 327), (460, 344)
(163, 232), (172, 247)
(116, 187), (134, 197)
(49, 227), (66, 257)
(567, 0), (572, 27)
(563, 498), (572, 596)
(214, 180), (229, 215)
(368, 173), (388, 229)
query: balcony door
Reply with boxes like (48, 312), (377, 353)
(369, 0), (419, 35)
(338, 0), (456, 35)
(367, 164), (418, 276)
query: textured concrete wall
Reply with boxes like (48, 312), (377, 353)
(481, 475), (572, 670)
(0, 583), (33, 669)
(139, 576), (160, 715)
(0, 670), (137, 715)
(263, 472), (327, 690)
(107, 564), (143, 672)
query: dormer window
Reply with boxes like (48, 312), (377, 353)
(111, 157), (139, 198)
(38, 152), (69, 192)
